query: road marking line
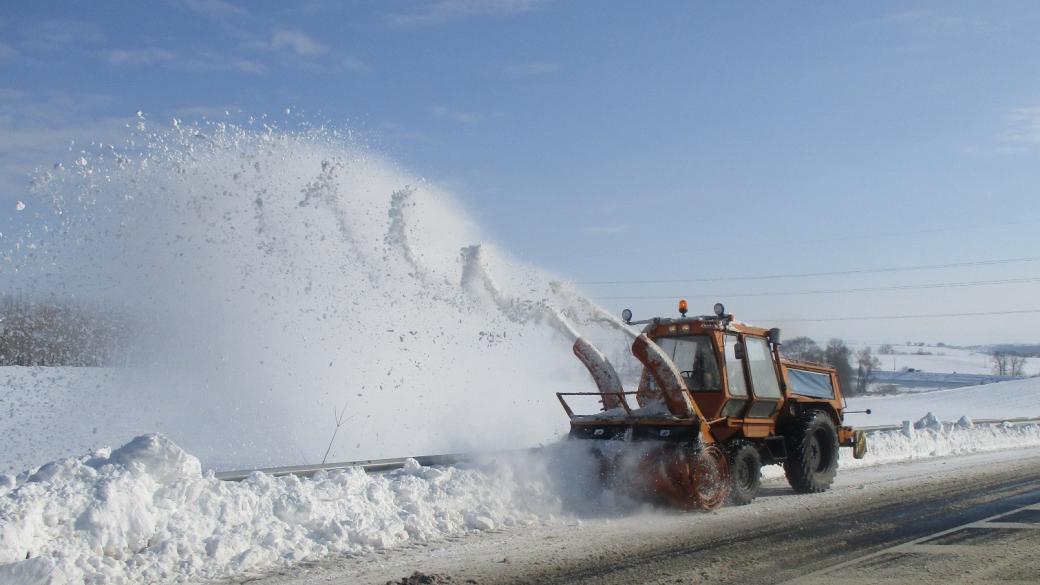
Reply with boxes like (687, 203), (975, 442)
(778, 502), (1040, 584)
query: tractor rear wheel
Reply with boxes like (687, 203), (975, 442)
(784, 410), (839, 493)
(727, 442), (762, 505)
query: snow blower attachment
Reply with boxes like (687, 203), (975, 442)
(559, 301), (866, 510)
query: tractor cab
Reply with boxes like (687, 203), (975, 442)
(635, 303), (790, 440)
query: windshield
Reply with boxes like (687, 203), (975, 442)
(651, 335), (721, 391)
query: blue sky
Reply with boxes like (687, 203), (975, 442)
(2, 0), (1040, 344)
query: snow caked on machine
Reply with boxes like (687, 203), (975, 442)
(559, 301), (868, 510)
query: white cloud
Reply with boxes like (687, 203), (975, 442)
(387, 0), (551, 27)
(430, 105), (479, 124)
(270, 30), (327, 56)
(504, 62), (560, 77)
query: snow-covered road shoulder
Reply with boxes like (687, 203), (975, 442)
(2, 418), (1039, 585)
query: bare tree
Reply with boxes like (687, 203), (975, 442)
(781, 336), (825, 363)
(824, 339), (854, 395)
(854, 346), (881, 395)
(1009, 355), (1027, 377)
(991, 351), (1010, 376)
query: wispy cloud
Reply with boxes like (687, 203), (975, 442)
(173, 0), (247, 18)
(270, 29), (327, 56)
(963, 104), (1040, 157)
(861, 8), (992, 33)
(0, 90), (128, 202)
(581, 224), (630, 236)
(504, 62), (560, 77)
(107, 48), (178, 66)
(106, 46), (265, 73)
(0, 42), (16, 61)
(430, 105), (480, 124)
(387, 0), (551, 27)
(1003, 105), (1040, 145)
(338, 56), (369, 73)
(21, 20), (106, 49)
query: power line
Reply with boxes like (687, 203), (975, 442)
(748, 308), (1040, 323)
(565, 218), (1040, 260)
(574, 255), (1040, 286)
(595, 276), (1040, 300)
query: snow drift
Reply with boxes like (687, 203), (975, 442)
(0, 434), (566, 584)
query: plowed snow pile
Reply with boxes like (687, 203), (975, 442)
(4, 420), (1040, 584)
(0, 435), (565, 584)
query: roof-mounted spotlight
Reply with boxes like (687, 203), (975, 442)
(621, 308), (633, 324)
(713, 302), (726, 317)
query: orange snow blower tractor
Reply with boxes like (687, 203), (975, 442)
(558, 302), (867, 510)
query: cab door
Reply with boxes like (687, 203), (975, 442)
(720, 333), (750, 417)
(743, 336), (783, 417)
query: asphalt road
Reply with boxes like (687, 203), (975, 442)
(250, 448), (1040, 585)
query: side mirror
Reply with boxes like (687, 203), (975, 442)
(734, 342), (745, 360)
(768, 328), (782, 346)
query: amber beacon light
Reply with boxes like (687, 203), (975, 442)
(678, 299), (688, 316)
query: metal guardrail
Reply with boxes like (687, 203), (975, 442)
(215, 417), (1040, 482)
(214, 450), (531, 482)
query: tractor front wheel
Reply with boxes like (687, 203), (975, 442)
(727, 442), (762, 505)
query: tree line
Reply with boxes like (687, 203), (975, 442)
(780, 337), (879, 397)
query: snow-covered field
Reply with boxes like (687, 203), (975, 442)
(3, 378), (1040, 584)
(845, 375), (1040, 427)
(853, 343), (1040, 376)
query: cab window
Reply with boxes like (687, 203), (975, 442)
(723, 334), (748, 397)
(746, 336), (782, 398)
(653, 336), (721, 391)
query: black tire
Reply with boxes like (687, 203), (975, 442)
(727, 442), (762, 505)
(784, 411), (839, 493)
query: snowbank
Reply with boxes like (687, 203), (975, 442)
(3, 418), (1039, 584)
(845, 418), (1040, 468)
(0, 434), (562, 585)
